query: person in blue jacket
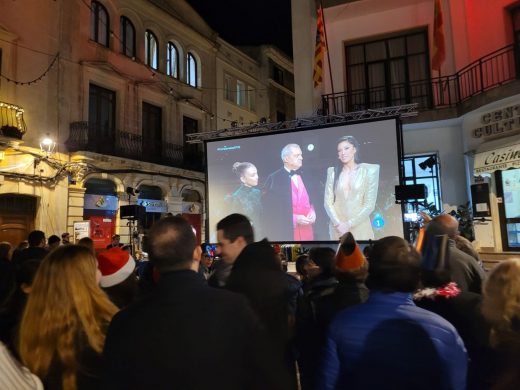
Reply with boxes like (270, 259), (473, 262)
(317, 236), (467, 390)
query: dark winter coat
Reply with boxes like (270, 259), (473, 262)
(319, 292), (468, 390)
(226, 239), (296, 388)
(103, 269), (287, 390)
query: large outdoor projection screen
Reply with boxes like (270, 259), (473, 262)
(206, 118), (404, 243)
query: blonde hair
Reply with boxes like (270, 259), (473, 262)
(482, 258), (520, 346)
(18, 245), (118, 390)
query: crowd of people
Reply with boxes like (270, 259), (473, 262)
(0, 213), (519, 389)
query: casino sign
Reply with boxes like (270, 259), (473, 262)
(474, 143), (520, 174)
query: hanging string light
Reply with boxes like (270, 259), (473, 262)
(0, 53), (59, 86)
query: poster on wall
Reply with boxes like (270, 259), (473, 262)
(84, 194), (119, 211)
(88, 216), (115, 249)
(73, 221), (90, 243)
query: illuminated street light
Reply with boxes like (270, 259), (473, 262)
(40, 133), (56, 155)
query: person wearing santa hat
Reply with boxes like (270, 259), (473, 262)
(97, 247), (138, 308)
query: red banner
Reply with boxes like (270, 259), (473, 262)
(313, 6), (326, 88)
(432, 0), (446, 71)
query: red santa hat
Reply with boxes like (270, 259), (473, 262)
(97, 247), (136, 288)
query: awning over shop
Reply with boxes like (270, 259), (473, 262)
(474, 143), (520, 174)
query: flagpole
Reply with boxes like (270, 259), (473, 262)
(432, 0), (446, 105)
(320, 1), (335, 113)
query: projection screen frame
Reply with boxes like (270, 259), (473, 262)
(204, 116), (406, 244)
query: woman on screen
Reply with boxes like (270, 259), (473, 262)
(324, 136), (380, 240)
(225, 162), (263, 234)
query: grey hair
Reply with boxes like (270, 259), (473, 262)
(281, 143), (300, 161)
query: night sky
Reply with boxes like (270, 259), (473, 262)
(187, 0), (293, 58)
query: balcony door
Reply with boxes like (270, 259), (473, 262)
(142, 102), (162, 163)
(89, 84), (115, 154)
(346, 30), (431, 110)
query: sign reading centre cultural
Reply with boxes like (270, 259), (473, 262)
(474, 143), (520, 174)
(472, 104), (520, 139)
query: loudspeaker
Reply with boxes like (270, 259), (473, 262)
(395, 184), (428, 201)
(120, 205), (146, 220)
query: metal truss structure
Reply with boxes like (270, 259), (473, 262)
(186, 103), (418, 144)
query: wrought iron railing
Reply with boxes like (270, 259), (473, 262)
(0, 101), (27, 139)
(322, 44), (517, 115)
(66, 121), (204, 171)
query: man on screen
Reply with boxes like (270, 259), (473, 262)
(263, 143), (316, 241)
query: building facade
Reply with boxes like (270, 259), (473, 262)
(214, 40), (295, 130)
(0, 0), (293, 248)
(292, 0), (520, 257)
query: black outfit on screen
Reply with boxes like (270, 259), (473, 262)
(263, 168), (294, 242)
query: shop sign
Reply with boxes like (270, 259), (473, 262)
(472, 104), (520, 139)
(137, 198), (168, 213)
(474, 143), (520, 174)
(84, 194), (119, 211)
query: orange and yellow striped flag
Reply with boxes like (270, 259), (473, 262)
(313, 6), (326, 88)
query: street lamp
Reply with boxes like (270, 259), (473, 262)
(40, 133), (56, 156)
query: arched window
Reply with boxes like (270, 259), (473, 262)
(90, 1), (109, 47)
(120, 16), (136, 57)
(145, 30), (159, 70)
(187, 52), (198, 87)
(167, 42), (179, 78)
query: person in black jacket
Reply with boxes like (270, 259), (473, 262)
(11, 231), (47, 268)
(226, 238), (297, 389)
(103, 216), (288, 390)
(208, 213), (254, 288)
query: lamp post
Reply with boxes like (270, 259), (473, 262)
(40, 133), (56, 156)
